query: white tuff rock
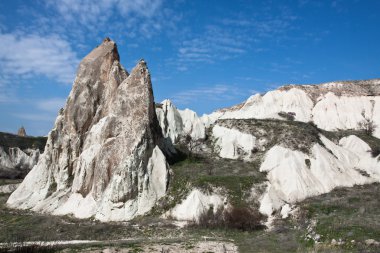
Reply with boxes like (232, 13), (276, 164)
(156, 99), (205, 143)
(259, 134), (380, 216)
(166, 189), (224, 222)
(0, 147), (40, 178)
(7, 38), (170, 222)
(203, 80), (380, 138)
(212, 125), (256, 160)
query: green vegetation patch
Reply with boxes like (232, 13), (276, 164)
(0, 132), (47, 153)
(217, 118), (323, 154)
(151, 155), (267, 215)
(299, 183), (380, 248)
(322, 129), (380, 158)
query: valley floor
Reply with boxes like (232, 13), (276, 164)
(1, 180), (380, 252)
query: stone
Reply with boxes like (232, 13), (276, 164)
(7, 38), (171, 222)
(365, 239), (380, 246)
(17, 126), (26, 137)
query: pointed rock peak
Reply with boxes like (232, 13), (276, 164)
(75, 38), (124, 82)
(103, 37), (112, 43)
(82, 38), (119, 65)
(129, 58), (150, 78)
(136, 58), (148, 69)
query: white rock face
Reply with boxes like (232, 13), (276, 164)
(156, 99), (205, 143)
(212, 125), (256, 160)
(259, 134), (380, 216)
(0, 183), (20, 194)
(7, 39), (170, 222)
(202, 80), (380, 138)
(221, 88), (314, 122)
(156, 99), (184, 143)
(0, 147), (40, 178)
(312, 94), (380, 137)
(166, 189), (224, 221)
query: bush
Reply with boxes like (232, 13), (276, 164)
(371, 146), (380, 158)
(357, 112), (377, 136)
(278, 111), (295, 121)
(191, 206), (265, 231)
(223, 206), (265, 231)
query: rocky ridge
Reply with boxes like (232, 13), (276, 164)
(201, 78), (380, 138)
(154, 79), (380, 223)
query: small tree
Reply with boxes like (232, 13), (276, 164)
(183, 134), (202, 158)
(358, 111), (377, 136)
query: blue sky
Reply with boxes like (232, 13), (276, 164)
(0, 0), (379, 136)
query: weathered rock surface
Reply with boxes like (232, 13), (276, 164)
(156, 99), (205, 143)
(7, 38), (170, 221)
(0, 147), (40, 178)
(165, 189), (224, 221)
(202, 79), (380, 138)
(259, 134), (380, 216)
(0, 132), (46, 178)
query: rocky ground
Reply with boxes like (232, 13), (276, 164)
(1, 180), (380, 252)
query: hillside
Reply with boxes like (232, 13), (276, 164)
(0, 132), (46, 179)
(0, 132), (46, 153)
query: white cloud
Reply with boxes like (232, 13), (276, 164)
(0, 32), (79, 84)
(177, 25), (248, 67)
(44, 0), (165, 39)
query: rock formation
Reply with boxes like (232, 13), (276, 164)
(160, 79), (380, 222)
(156, 99), (206, 144)
(0, 132), (45, 178)
(202, 79), (380, 138)
(0, 147), (40, 178)
(7, 38), (170, 222)
(17, 126), (26, 137)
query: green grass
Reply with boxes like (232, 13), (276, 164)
(195, 175), (254, 206)
(0, 179), (22, 186)
(151, 155), (267, 214)
(298, 183), (380, 251)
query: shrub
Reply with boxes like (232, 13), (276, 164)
(357, 111), (377, 136)
(308, 121), (318, 129)
(371, 146), (380, 158)
(278, 111), (295, 121)
(305, 159), (311, 168)
(223, 206), (265, 231)
(191, 206), (265, 231)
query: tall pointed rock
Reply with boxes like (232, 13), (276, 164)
(7, 38), (170, 221)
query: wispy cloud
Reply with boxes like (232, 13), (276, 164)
(42, 0), (168, 40)
(176, 25), (249, 70)
(175, 5), (299, 71)
(170, 84), (246, 105)
(0, 32), (79, 84)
